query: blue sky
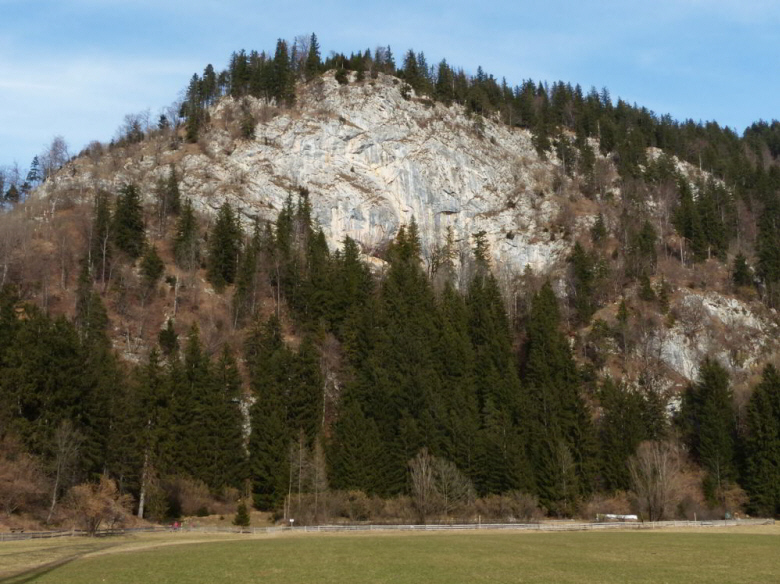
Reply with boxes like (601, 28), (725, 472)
(1, 0), (778, 173)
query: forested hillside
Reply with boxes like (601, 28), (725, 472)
(1, 34), (780, 528)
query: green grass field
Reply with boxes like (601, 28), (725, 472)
(1, 526), (778, 583)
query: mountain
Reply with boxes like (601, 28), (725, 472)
(37, 69), (778, 387)
(2, 41), (780, 524)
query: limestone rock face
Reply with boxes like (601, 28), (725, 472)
(176, 73), (571, 274)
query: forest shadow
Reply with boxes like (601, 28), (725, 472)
(0, 541), (119, 584)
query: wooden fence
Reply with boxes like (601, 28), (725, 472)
(1, 518), (773, 542)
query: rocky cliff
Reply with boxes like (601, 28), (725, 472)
(37, 71), (779, 387)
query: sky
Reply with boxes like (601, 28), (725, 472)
(1, 0), (778, 173)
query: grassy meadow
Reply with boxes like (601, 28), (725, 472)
(1, 525), (778, 583)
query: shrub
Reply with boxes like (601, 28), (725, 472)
(65, 476), (132, 535)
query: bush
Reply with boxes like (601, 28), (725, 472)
(65, 476), (132, 535)
(0, 437), (47, 517)
(580, 492), (632, 521)
(233, 501), (250, 527)
(475, 492), (545, 523)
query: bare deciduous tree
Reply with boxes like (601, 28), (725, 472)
(629, 440), (682, 521)
(41, 135), (70, 180)
(409, 448), (475, 523)
(65, 475), (133, 535)
(0, 437), (48, 516)
(409, 448), (438, 523)
(46, 420), (83, 524)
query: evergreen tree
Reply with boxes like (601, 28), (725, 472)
(155, 166), (181, 228)
(5, 184), (20, 205)
(174, 199), (200, 271)
(329, 397), (385, 494)
(232, 219), (264, 327)
(521, 282), (596, 513)
(681, 358), (737, 502)
(209, 346), (249, 489)
(134, 347), (173, 517)
(742, 365), (780, 516)
(304, 33), (321, 81)
(26, 156), (41, 186)
(598, 378), (649, 492)
(139, 245), (165, 292)
(233, 501), (251, 526)
(288, 335), (324, 443)
(247, 316), (294, 509)
(756, 193), (780, 304)
(467, 256), (527, 494)
(113, 184), (146, 259)
(732, 253), (753, 289)
(206, 202), (242, 290)
(158, 318), (179, 356)
(569, 242), (598, 324)
(271, 39), (295, 106)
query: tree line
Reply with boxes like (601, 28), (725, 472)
(2, 186), (780, 521)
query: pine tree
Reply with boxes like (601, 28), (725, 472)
(271, 39), (295, 106)
(467, 261), (527, 494)
(232, 219), (263, 327)
(206, 202), (242, 290)
(113, 184), (146, 259)
(590, 215), (608, 244)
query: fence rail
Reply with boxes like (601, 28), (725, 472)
(1, 518), (773, 542)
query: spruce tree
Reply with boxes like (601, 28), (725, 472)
(210, 346), (249, 489)
(247, 316), (293, 509)
(140, 245), (165, 292)
(174, 325), (215, 484)
(681, 358), (737, 502)
(521, 282), (596, 513)
(158, 318), (179, 356)
(174, 199), (200, 271)
(598, 378), (649, 492)
(206, 202), (242, 290)
(304, 33), (321, 81)
(233, 501), (251, 527)
(467, 251), (527, 494)
(329, 398), (385, 494)
(113, 184), (146, 259)
(288, 335), (323, 443)
(742, 365), (780, 516)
